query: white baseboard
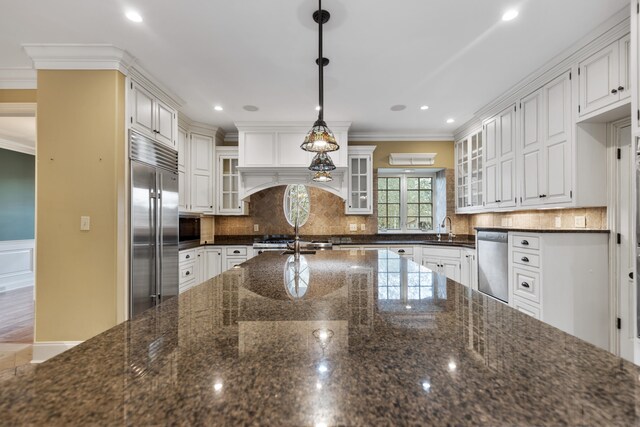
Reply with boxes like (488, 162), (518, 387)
(32, 341), (82, 363)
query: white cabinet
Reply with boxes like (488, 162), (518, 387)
(520, 71), (572, 207)
(483, 105), (516, 209)
(129, 80), (177, 148)
(455, 129), (483, 212)
(578, 34), (631, 117)
(460, 249), (477, 290)
(216, 147), (248, 215)
(222, 246), (250, 272)
(421, 246), (461, 283)
(204, 248), (222, 281)
(177, 122), (217, 214)
(346, 146), (375, 214)
(178, 248), (198, 293)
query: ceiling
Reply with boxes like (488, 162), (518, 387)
(0, 117), (36, 148)
(0, 0), (629, 137)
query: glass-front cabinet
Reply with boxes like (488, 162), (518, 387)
(455, 129), (483, 212)
(346, 145), (376, 215)
(216, 147), (247, 215)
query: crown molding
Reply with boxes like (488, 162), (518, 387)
(0, 68), (37, 89)
(349, 132), (453, 142)
(0, 138), (35, 155)
(234, 121), (352, 132)
(128, 65), (185, 109)
(22, 44), (135, 74)
(0, 103), (37, 117)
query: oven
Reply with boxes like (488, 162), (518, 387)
(179, 215), (201, 248)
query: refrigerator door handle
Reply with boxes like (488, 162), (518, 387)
(157, 174), (163, 302)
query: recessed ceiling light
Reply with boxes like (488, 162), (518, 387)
(125, 10), (143, 23)
(390, 105), (407, 111)
(420, 105), (429, 110)
(502, 9), (519, 21)
(214, 105), (223, 111)
(243, 105), (259, 112)
(315, 105), (321, 111)
(446, 118), (455, 124)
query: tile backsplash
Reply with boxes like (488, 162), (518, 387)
(467, 207), (607, 233)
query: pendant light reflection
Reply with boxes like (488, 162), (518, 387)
(312, 171), (333, 182)
(309, 152), (336, 172)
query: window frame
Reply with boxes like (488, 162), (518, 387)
(377, 172), (438, 234)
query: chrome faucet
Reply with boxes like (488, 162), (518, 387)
(440, 216), (455, 242)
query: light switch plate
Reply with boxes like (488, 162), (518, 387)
(501, 218), (509, 227)
(360, 224), (366, 231)
(80, 216), (90, 231)
(555, 216), (561, 228)
(574, 216), (586, 228)
(254, 224), (259, 232)
(349, 224), (357, 231)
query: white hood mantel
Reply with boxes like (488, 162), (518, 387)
(235, 121), (351, 200)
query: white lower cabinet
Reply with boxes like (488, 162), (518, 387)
(460, 249), (477, 290)
(179, 245), (253, 293)
(178, 248), (197, 293)
(507, 232), (609, 350)
(421, 247), (462, 283)
(204, 248), (222, 281)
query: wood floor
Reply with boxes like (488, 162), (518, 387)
(0, 287), (34, 343)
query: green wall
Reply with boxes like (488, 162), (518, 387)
(0, 148), (35, 240)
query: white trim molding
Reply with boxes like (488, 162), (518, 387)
(0, 138), (35, 155)
(389, 152), (437, 166)
(0, 240), (35, 293)
(22, 44), (136, 74)
(349, 132), (453, 142)
(0, 68), (37, 89)
(32, 341), (83, 363)
(0, 103), (36, 117)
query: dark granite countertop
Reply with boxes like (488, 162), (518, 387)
(196, 234), (476, 249)
(1, 250), (638, 425)
(475, 227), (610, 234)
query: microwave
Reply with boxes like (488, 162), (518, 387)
(179, 215), (201, 246)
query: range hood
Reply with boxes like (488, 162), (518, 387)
(235, 122), (351, 200)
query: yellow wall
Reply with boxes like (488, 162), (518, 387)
(0, 89), (37, 103)
(349, 140), (455, 169)
(35, 70), (127, 342)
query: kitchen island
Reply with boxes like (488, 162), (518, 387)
(1, 250), (639, 425)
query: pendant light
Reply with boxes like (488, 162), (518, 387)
(309, 152), (336, 172)
(312, 171), (333, 182)
(302, 0), (339, 159)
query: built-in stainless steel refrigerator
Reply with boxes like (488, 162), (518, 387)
(130, 130), (179, 318)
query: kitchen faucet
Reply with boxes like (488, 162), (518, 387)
(440, 216), (455, 242)
(287, 216), (301, 259)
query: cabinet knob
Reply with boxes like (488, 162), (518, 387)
(210, 206), (213, 208)
(186, 271), (190, 276)
(397, 249), (405, 253)
(186, 255), (190, 259)
(521, 282), (530, 289)
(521, 240), (529, 246)
(611, 88), (618, 94)
(618, 86), (625, 91)
(521, 257), (529, 262)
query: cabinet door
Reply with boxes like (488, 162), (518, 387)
(441, 258), (461, 283)
(456, 138), (469, 209)
(177, 128), (189, 212)
(205, 249), (222, 280)
(498, 106), (517, 207)
(421, 258), (440, 274)
(155, 99), (175, 148)
(218, 155), (243, 214)
(579, 40), (619, 116)
(189, 134), (214, 213)
(619, 34), (631, 101)
(483, 117), (500, 207)
(195, 248), (204, 284)
(131, 83), (155, 138)
(543, 72), (572, 205)
(278, 132), (311, 167)
(225, 257), (246, 272)
(520, 90), (544, 206)
(347, 155), (372, 214)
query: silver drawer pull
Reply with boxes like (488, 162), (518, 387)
(521, 257), (529, 262)
(521, 282), (530, 288)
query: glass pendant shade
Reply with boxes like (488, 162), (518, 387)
(309, 152), (336, 172)
(301, 120), (339, 153)
(312, 171), (333, 182)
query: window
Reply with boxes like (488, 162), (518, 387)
(283, 184), (310, 227)
(378, 174), (434, 233)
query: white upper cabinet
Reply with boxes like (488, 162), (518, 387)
(346, 146), (375, 215)
(578, 34), (630, 118)
(455, 129), (483, 212)
(216, 147), (248, 216)
(129, 80), (178, 149)
(483, 104), (516, 209)
(520, 88), (544, 207)
(189, 133), (215, 213)
(177, 127), (189, 212)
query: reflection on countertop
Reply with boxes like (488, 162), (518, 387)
(1, 250), (638, 426)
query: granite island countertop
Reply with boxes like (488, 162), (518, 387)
(1, 250), (638, 425)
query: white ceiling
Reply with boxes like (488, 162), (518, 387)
(0, 117), (36, 147)
(0, 0), (629, 136)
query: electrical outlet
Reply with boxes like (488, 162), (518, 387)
(360, 224), (366, 231)
(574, 216), (586, 228)
(501, 218), (509, 227)
(507, 218), (513, 227)
(80, 216), (90, 231)
(254, 224), (259, 232)
(555, 216), (561, 228)
(349, 224), (357, 231)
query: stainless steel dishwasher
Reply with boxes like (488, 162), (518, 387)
(477, 231), (509, 303)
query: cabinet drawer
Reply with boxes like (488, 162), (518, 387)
(513, 267), (540, 303)
(179, 249), (196, 263)
(513, 297), (541, 320)
(225, 257), (246, 271)
(179, 262), (196, 283)
(422, 247), (461, 259)
(512, 250), (540, 268)
(179, 277), (196, 294)
(511, 234), (540, 250)
(225, 247), (247, 257)
(388, 246), (414, 256)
